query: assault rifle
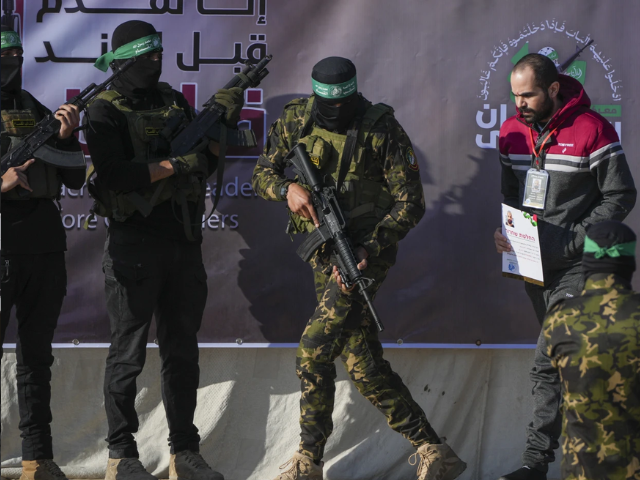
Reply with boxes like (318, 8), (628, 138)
(1, 57), (137, 175)
(163, 54), (273, 156)
(286, 143), (385, 333)
(558, 39), (594, 73)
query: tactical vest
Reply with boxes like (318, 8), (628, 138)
(1, 91), (62, 200)
(86, 83), (203, 228)
(289, 96), (395, 241)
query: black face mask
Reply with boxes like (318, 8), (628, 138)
(1, 55), (23, 98)
(312, 93), (358, 132)
(112, 57), (162, 99)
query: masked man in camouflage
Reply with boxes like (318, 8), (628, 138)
(543, 220), (640, 480)
(84, 20), (244, 480)
(252, 57), (466, 480)
(1, 25), (84, 480)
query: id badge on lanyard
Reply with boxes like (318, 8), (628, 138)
(523, 128), (555, 210)
(523, 167), (549, 210)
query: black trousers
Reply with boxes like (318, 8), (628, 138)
(102, 228), (207, 458)
(522, 265), (584, 472)
(0, 252), (67, 461)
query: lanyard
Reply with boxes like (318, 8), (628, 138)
(528, 126), (559, 170)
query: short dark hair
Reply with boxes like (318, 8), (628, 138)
(512, 53), (559, 90)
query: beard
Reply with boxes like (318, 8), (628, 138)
(519, 92), (555, 124)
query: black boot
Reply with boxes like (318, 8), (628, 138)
(499, 466), (546, 480)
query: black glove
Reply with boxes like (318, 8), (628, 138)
(214, 87), (245, 126)
(169, 153), (209, 176)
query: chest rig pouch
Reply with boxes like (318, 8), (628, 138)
(85, 83), (204, 232)
(288, 97), (396, 245)
(1, 91), (62, 201)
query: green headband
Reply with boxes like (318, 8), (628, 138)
(94, 33), (162, 72)
(584, 236), (636, 259)
(312, 75), (357, 100)
(1, 30), (22, 50)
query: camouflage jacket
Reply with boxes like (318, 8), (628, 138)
(543, 273), (640, 480)
(251, 95), (425, 257)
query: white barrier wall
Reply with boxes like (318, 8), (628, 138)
(2, 348), (562, 480)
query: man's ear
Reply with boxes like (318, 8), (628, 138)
(548, 81), (560, 99)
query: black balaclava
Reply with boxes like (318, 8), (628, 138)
(583, 220), (636, 282)
(1, 25), (24, 102)
(111, 20), (162, 100)
(311, 57), (359, 132)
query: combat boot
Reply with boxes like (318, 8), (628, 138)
(272, 453), (323, 480)
(105, 458), (157, 480)
(169, 451), (224, 480)
(20, 460), (68, 480)
(498, 466), (546, 480)
(409, 441), (467, 480)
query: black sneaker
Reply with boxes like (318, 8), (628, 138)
(499, 466), (547, 480)
(169, 451), (224, 480)
(105, 458), (158, 480)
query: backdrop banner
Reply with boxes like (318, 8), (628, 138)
(4, 0), (639, 346)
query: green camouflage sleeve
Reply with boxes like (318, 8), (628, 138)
(541, 280), (640, 479)
(251, 110), (294, 202)
(360, 116), (425, 257)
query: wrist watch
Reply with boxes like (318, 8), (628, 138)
(280, 183), (290, 199)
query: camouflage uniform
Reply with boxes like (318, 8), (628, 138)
(252, 95), (438, 461)
(543, 273), (640, 480)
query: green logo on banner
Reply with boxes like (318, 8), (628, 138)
(592, 105), (622, 117)
(564, 60), (586, 85)
(538, 46), (558, 62)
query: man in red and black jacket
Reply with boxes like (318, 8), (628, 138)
(493, 54), (636, 480)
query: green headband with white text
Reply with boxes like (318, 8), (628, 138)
(584, 236), (636, 259)
(1, 30), (22, 50)
(312, 75), (357, 100)
(94, 33), (162, 72)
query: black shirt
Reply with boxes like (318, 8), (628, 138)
(1, 91), (85, 254)
(85, 86), (217, 243)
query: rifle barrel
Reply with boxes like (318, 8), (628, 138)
(558, 39), (594, 73)
(359, 284), (384, 332)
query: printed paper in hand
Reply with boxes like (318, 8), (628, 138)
(501, 204), (544, 286)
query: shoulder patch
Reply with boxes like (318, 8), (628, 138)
(405, 146), (419, 171)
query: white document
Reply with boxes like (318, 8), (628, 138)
(501, 204), (544, 286)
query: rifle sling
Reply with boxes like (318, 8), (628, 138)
(336, 116), (363, 193)
(203, 122), (227, 222)
(175, 122), (228, 242)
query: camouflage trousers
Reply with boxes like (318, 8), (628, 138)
(296, 246), (439, 461)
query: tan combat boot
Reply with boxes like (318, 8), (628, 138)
(272, 453), (323, 480)
(169, 451), (224, 480)
(105, 458), (157, 480)
(409, 441), (467, 480)
(20, 460), (67, 480)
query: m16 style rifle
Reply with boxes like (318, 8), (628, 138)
(1, 57), (137, 175)
(558, 39), (594, 73)
(286, 143), (385, 333)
